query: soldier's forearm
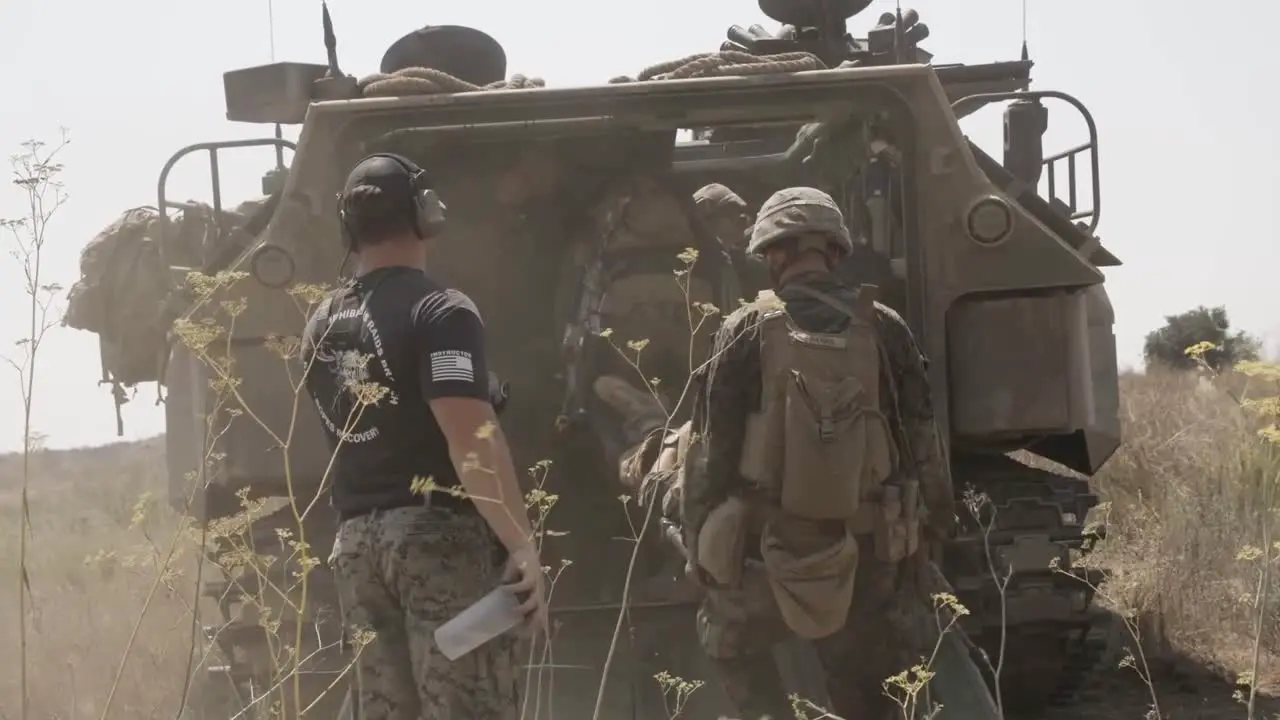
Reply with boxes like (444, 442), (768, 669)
(453, 428), (537, 554)
(660, 519), (689, 560)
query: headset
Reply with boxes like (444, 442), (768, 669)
(337, 152), (448, 251)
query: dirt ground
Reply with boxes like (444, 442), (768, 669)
(1061, 664), (1276, 720)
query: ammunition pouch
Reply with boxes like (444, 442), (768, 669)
(693, 478), (923, 640)
(871, 478), (921, 563)
(760, 519), (858, 639)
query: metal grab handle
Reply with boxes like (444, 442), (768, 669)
(155, 138), (298, 282)
(950, 90), (1101, 234)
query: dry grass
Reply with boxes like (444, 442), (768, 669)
(0, 437), (198, 720)
(1, 368), (1278, 718)
(1085, 369), (1280, 691)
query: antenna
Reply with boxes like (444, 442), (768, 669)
(1020, 0), (1029, 61)
(267, 0), (277, 62)
(323, 0), (343, 78)
(268, 0), (283, 171)
(893, 0), (905, 64)
(313, 1), (359, 101)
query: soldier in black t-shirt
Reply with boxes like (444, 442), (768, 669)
(301, 153), (545, 719)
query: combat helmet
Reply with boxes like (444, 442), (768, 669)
(747, 187), (854, 257)
(692, 183), (747, 213)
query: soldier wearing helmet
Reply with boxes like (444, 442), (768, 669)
(693, 183), (750, 250)
(692, 182), (771, 301)
(593, 183), (761, 490)
(580, 172), (732, 476)
(677, 186), (954, 720)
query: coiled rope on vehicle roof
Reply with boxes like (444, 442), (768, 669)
(357, 50), (825, 97)
(609, 50), (826, 83)
(359, 68), (546, 97)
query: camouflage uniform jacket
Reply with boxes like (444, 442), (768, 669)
(681, 271), (953, 551)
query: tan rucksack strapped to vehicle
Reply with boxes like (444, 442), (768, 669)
(64, 200), (271, 394)
(64, 207), (176, 387)
(63, 203), (239, 385)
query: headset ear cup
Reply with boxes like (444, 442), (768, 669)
(418, 189), (447, 238)
(342, 153), (444, 241)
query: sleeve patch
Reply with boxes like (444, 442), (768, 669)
(430, 350), (475, 383)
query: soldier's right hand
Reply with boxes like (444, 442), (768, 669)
(684, 559), (721, 590)
(503, 546), (549, 635)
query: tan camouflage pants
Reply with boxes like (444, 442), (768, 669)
(330, 506), (520, 720)
(697, 558), (794, 720)
(699, 534), (906, 720)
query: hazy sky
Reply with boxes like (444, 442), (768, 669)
(0, 0), (1274, 452)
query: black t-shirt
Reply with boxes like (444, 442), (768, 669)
(299, 266), (490, 518)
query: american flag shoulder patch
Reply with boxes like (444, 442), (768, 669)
(429, 350), (474, 383)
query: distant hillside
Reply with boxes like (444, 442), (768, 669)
(0, 435), (168, 517)
(0, 434), (164, 473)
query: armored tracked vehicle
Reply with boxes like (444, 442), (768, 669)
(65, 1), (1121, 716)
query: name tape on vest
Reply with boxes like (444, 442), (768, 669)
(789, 329), (848, 349)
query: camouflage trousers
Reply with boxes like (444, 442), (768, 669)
(699, 534), (907, 720)
(329, 506), (521, 720)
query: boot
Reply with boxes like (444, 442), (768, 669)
(594, 375), (670, 492)
(592, 375), (668, 445)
